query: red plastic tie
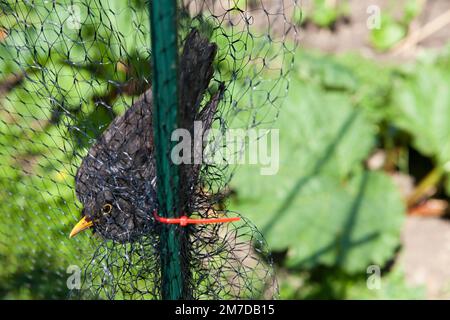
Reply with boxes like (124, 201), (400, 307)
(153, 210), (240, 226)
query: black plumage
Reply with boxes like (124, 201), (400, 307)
(73, 29), (222, 242)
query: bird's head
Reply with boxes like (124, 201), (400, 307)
(69, 189), (141, 242)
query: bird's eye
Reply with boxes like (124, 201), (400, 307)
(102, 203), (112, 215)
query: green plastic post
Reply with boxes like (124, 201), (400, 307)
(150, 0), (186, 300)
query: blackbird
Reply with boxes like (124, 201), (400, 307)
(69, 29), (222, 242)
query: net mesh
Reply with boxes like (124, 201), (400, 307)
(0, 0), (297, 299)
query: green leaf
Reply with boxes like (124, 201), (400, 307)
(230, 80), (404, 272)
(232, 171), (404, 273)
(336, 53), (394, 122)
(312, 9), (338, 28)
(403, 0), (423, 25)
(390, 66), (450, 166)
(286, 171), (404, 272)
(390, 63), (450, 197)
(296, 52), (358, 92)
(371, 16), (406, 51)
(279, 266), (423, 299)
(231, 83), (375, 199)
(311, 0), (339, 28)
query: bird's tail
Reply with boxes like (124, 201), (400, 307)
(178, 28), (224, 214)
(179, 28), (218, 134)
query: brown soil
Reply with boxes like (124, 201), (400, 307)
(400, 217), (450, 299)
(299, 0), (450, 60)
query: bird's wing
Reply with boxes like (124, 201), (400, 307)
(75, 28), (221, 208)
(75, 90), (154, 203)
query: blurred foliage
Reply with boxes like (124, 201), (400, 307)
(230, 46), (450, 299)
(299, 0), (350, 28)
(370, 14), (406, 51)
(370, 0), (423, 51)
(389, 61), (450, 196)
(279, 266), (424, 299)
(296, 0), (424, 52)
(230, 51), (405, 277)
(230, 78), (404, 273)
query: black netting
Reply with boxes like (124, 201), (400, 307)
(74, 214), (274, 299)
(0, 0), (297, 299)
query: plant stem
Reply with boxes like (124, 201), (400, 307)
(407, 166), (445, 208)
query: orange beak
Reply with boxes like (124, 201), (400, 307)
(69, 216), (93, 238)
